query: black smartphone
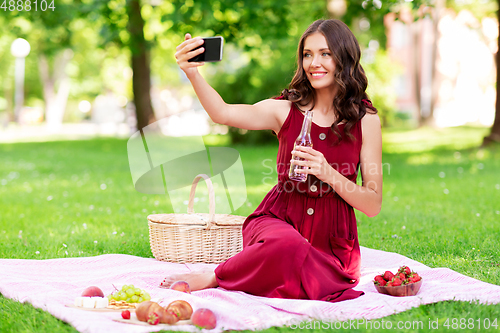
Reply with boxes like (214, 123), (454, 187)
(188, 36), (224, 62)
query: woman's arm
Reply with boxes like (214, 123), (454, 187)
(175, 34), (289, 133)
(291, 113), (383, 217)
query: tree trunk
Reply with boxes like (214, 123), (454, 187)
(482, 3), (500, 146)
(412, 21), (423, 126)
(425, 0), (445, 127)
(38, 51), (72, 130)
(127, 0), (156, 131)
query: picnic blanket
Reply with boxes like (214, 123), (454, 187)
(1, 246), (499, 333)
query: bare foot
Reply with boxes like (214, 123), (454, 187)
(160, 270), (218, 291)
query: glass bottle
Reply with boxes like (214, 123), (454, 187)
(289, 110), (313, 182)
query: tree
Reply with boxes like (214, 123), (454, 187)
(91, 0), (156, 130)
(94, 0), (297, 131)
(155, 0), (299, 142)
(126, 0), (156, 130)
(483, 0), (500, 145)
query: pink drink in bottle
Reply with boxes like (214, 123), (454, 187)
(289, 110), (313, 182)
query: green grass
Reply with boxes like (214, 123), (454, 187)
(1, 126), (499, 333)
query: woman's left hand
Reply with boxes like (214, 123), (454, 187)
(291, 146), (335, 183)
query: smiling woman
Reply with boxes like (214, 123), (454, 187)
(303, 33), (337, 89)
(165, 19), (382, 303)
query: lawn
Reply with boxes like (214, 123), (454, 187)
(0, 125), (499, 333)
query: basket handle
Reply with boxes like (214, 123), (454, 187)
(187, 174), (216, 228)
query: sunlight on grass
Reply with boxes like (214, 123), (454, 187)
(382, 126), (490, 153)
(203, 134), (231, 146)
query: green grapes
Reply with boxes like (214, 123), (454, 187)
(108, 284), (151, 303)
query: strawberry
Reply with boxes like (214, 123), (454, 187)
(121, 310), (131, 320)
(386, 281), (393, 287)
(398, 265), (411, 276)
(148, 312), (160, 325)
(374, 275), (388, 286)
(409, 273), (421, 283)
(398, 272), (406, 280)
(383, 271), (394, 281)
(391, 277), (402, 286)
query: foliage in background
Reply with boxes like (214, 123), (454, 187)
(154, 0), (316, 144)
(362, 49), (400, 127)
(343, 0), (496, 44)
(447, 0), (498, 19)
(0, 0), (130, 122)
(1, 0), (498, 137)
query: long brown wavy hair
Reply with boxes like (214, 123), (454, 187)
(280, 19), (377, 141)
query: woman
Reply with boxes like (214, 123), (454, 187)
(161, 19), (382, 302)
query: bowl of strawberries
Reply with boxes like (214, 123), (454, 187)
(373, 265), (422, 297)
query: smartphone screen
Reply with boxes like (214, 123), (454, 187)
(188, 37), (223, 62)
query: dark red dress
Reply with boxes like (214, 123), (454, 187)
(214, 102), (364, 302)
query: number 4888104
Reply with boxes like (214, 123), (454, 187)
(1, 0), (56, 11)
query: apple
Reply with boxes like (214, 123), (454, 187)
(191, 308), (217, 330)
(81, 286), (104, 297)
(170, 280), (191, 294)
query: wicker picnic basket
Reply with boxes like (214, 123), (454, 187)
(147, 174), (246, 264)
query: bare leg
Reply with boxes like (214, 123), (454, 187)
(160, 270), (218, 291)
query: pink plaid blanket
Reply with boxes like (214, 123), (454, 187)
(1, 247), (499, 333)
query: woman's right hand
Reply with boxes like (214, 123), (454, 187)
(175, 33), (205, 78)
